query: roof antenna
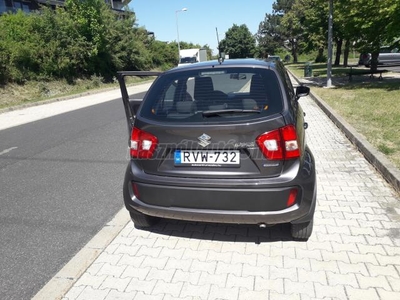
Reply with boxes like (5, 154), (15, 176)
(216, 27), (224, 64)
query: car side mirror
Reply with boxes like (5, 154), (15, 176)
(296, 86), (310, 98)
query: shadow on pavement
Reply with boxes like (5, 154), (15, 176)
(137, 218), (303, 244)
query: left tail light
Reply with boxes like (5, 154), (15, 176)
(130, 127), (158, 158)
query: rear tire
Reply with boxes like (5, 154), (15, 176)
(291, 219), (313, 240)
(129, 210), (158, 228)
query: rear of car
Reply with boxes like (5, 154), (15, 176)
(358, 53), (371, 66)
(268, 55), (282, 62)
(118, 59), (316, 240)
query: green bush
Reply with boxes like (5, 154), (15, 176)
(0, 0), (160, 84)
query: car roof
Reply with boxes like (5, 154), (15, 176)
(169, 58), (279, 73)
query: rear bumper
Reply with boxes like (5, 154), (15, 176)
(123, 150), (317, 225)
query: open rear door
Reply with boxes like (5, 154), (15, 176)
(117, 71), (162, 133)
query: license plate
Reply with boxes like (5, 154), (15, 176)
(174, 150), (240, 167)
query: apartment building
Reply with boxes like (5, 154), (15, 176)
(0, 0), (132, 15)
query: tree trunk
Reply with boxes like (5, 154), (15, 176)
(316, 48), (324, 62)
(371, 52), (379, 72)
(291, 39), (298, 63)
(343, 40), (350, 67)
(334, 38), (342, 66)
(370, 41), (380, 72)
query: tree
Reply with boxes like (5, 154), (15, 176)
(343, 0), (400, 71)
(280, 3), (304, 63)
(257, 0), (302, 62)
(256, 13), (284, 58)
(0, 0), (155, 83)
(219, 24), (256, 59)
(31, 6), (94, 80)
(0, 10), (43, 82)
(272, 0), (295, 14)
(148, 40), (178, 70)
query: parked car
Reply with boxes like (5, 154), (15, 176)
(267, 55), (282, 62)
(359, 43), (400, 67)
(117, 58), (317, 240)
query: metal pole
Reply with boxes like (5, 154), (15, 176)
(327, 0), (333, 87)
(216, 27), (222, 60)
(175, 8), (187, 63)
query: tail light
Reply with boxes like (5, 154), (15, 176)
(130, 127), (158, 158)
(256, 125), (300, 160)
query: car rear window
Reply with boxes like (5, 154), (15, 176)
(140, 67), (283, 123)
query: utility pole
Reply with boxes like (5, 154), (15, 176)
(327, 0), (333, 88)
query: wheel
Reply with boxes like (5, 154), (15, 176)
(129, 209), (158, 228)
(291, 219), (313, 240)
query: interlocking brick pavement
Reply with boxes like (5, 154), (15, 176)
(62, 82), (400, 300)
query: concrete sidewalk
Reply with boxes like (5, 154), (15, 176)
(31, 78), (400, 300)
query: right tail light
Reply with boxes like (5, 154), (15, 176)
(256, 125), (300, 160)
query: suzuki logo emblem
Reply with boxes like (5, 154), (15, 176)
(198, 133), (211, 147)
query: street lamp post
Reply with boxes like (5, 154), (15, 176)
(326, 0), (333, 87)
(175, 8), (187, 63)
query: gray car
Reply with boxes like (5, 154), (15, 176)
(118, 58), (317, 240)
(359, 44), (400, 67)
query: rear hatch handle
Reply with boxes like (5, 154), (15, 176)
(117, 71), (162, 132)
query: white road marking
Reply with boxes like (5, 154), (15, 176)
(0, 147), (18, 156)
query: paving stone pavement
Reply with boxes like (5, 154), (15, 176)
(62, 85), (400, 300)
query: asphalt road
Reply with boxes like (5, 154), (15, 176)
(0, 91), (145, 300)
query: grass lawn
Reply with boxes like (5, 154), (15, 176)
(287, 63), (400, 170)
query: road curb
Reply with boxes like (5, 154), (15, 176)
(289, 70), (400, 193)
(31, 208), (130, 300)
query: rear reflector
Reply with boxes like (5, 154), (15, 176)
(130, 127), (158, 158)
(287, 188), (298, 207)
(132, 182), (140, 198)
(256, 125), (300, 160)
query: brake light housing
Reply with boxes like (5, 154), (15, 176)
(256, 125), (300, 160)
(130, 127), (158, 158)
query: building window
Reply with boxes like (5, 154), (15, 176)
(22, 3), (29, 12)
(13, 1), (31, 13)
(0, 0), (5, 13)
(0, 0), (13, 14)
(0, 0), (32, 14)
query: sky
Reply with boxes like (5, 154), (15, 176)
(129, 0), (274, 55)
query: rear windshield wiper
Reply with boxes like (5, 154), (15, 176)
(202, 109), (261, 117)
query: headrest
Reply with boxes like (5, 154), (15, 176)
(176, 101), (196, 113)
(194, 77), (214, 100)
(242, 98), (258, 110)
